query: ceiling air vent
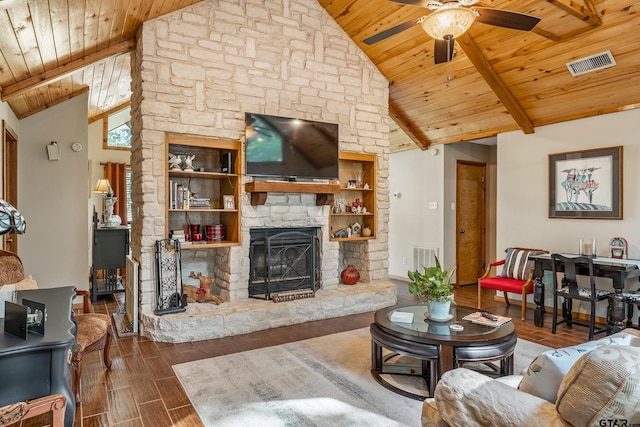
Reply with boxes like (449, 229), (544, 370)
(566, 51), (616, 77)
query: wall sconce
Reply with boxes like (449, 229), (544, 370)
(46, 141), (59, 161)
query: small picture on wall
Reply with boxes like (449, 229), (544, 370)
(223, 195), (235, 210)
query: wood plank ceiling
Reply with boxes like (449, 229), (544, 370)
(0, 0), (639, 152)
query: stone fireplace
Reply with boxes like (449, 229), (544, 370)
(130, 0), (395, 342)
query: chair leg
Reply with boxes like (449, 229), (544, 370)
(72, 353), (83, 404)
(477, 283), (482, 310)
(552, 292), (558, 334)
(103, 329), (113, 369)
(588, 299), (596, 341)
(521, 289), (527, 321)
(504, 292), (510, 306)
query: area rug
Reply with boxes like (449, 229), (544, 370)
(172, 328), (550, 427)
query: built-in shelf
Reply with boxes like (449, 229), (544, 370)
(245, 181), (341, 206)
(330, 152), (377, 241)
(166, 134), (241, 247)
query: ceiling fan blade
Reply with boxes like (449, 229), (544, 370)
(363, 19), (422, 45)
(388, 0), (439, 7)
(473, 7), (541, 31)
(434, 37), (455, 64)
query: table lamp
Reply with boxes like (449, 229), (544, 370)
(0, 198), (27, 235)
(93, 179), (121, 227)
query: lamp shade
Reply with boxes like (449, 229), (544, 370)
(93, 178), (112, 193)
(421, 7), (477, 40)
(0, 199), (26, 235)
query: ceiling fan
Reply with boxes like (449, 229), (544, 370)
(363, 0), (541, 64)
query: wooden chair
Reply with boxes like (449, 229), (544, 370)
(0, 394), (66, 427)
(551, 254), (612, 341)
(72, 290), (113, 404)
(478, 247), (547, 320)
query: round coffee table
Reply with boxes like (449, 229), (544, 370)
(370, 304), (517, 400)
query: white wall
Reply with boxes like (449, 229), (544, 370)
(18, 94), (90, 289)
(497, 109), (640, 258)
(496, 108), (640, 313)
(389, 142), (495, 280)
(389, 145), (444, 278)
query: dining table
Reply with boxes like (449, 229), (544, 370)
(529, 253), (640, 333)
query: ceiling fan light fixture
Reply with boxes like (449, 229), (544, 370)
(421, 7), (477, 40)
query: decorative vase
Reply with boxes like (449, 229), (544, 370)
(427, 300), (451, 320)
(361, 226), (372, 237)
(340, 265), (360, 285)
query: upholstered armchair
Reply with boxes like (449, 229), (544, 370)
(422, 329), (640, 427)
(478, 247), (547, 320)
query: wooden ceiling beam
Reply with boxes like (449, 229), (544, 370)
(1, 39), (134, 102)
(456, 33), (534, 135)
(545, 0), (602, 27)
(389, 99), (432, 150)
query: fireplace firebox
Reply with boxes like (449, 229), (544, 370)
(249, 227), (321, 300)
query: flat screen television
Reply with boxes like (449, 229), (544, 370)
(245, 112), (339, 181)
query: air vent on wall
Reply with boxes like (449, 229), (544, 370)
(566, 51), (616, 77)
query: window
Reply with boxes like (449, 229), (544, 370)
(104, 106), (132, 150)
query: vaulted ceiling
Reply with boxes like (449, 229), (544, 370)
(0, 0), (638, 152)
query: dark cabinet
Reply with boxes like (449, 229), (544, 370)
(0, 287), (76, 426)
(92, 225), (129, 303)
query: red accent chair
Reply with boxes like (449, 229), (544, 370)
(478, 248), (547, 321)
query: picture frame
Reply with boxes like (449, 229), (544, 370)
(549, 146), (622, 219)
(223, 195), (235, 210)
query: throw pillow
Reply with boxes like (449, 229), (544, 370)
(8, 275), (38, 290)
(500, 248), (542, 281)
(556, 346), (640, 426)
(518, 329), (639, 402)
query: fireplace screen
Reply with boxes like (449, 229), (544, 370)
(249, 227), (321, 300)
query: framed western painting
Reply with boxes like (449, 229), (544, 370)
(549, 146), (622, 219)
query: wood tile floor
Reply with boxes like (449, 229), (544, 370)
(27, 280), (596, 426)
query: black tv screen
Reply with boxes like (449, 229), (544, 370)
(245, 113), (339, 180)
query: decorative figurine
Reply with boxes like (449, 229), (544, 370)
(351, 222), (361, 237)
(183, 155), (195, 171)
(168, 153), (182, 170)
(337, 197), (347, 214)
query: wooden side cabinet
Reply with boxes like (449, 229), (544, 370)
(92, 225), (129, 303)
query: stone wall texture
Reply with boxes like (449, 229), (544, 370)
(130, 0), (390, 328)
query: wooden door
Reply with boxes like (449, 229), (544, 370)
(456, 161), (486, 286)
(2, 121), (18, 253)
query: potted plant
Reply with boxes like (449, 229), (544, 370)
(407, 256), (456, 320)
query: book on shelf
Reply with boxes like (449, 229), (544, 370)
(462, 312), (512, 327)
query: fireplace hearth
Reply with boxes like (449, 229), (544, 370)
(249, 227), (321, 300)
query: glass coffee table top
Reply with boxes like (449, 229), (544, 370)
(384, 305), (507, 337)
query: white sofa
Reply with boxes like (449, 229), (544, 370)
(422, 329), (640, 427)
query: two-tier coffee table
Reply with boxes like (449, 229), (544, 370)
(370, 304), (517, 400)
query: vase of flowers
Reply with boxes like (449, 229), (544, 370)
(407, 256), (456, 320)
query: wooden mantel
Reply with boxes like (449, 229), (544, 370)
(245, 181), (341, 206)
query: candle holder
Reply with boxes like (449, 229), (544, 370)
(579, 238), (596, 258)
